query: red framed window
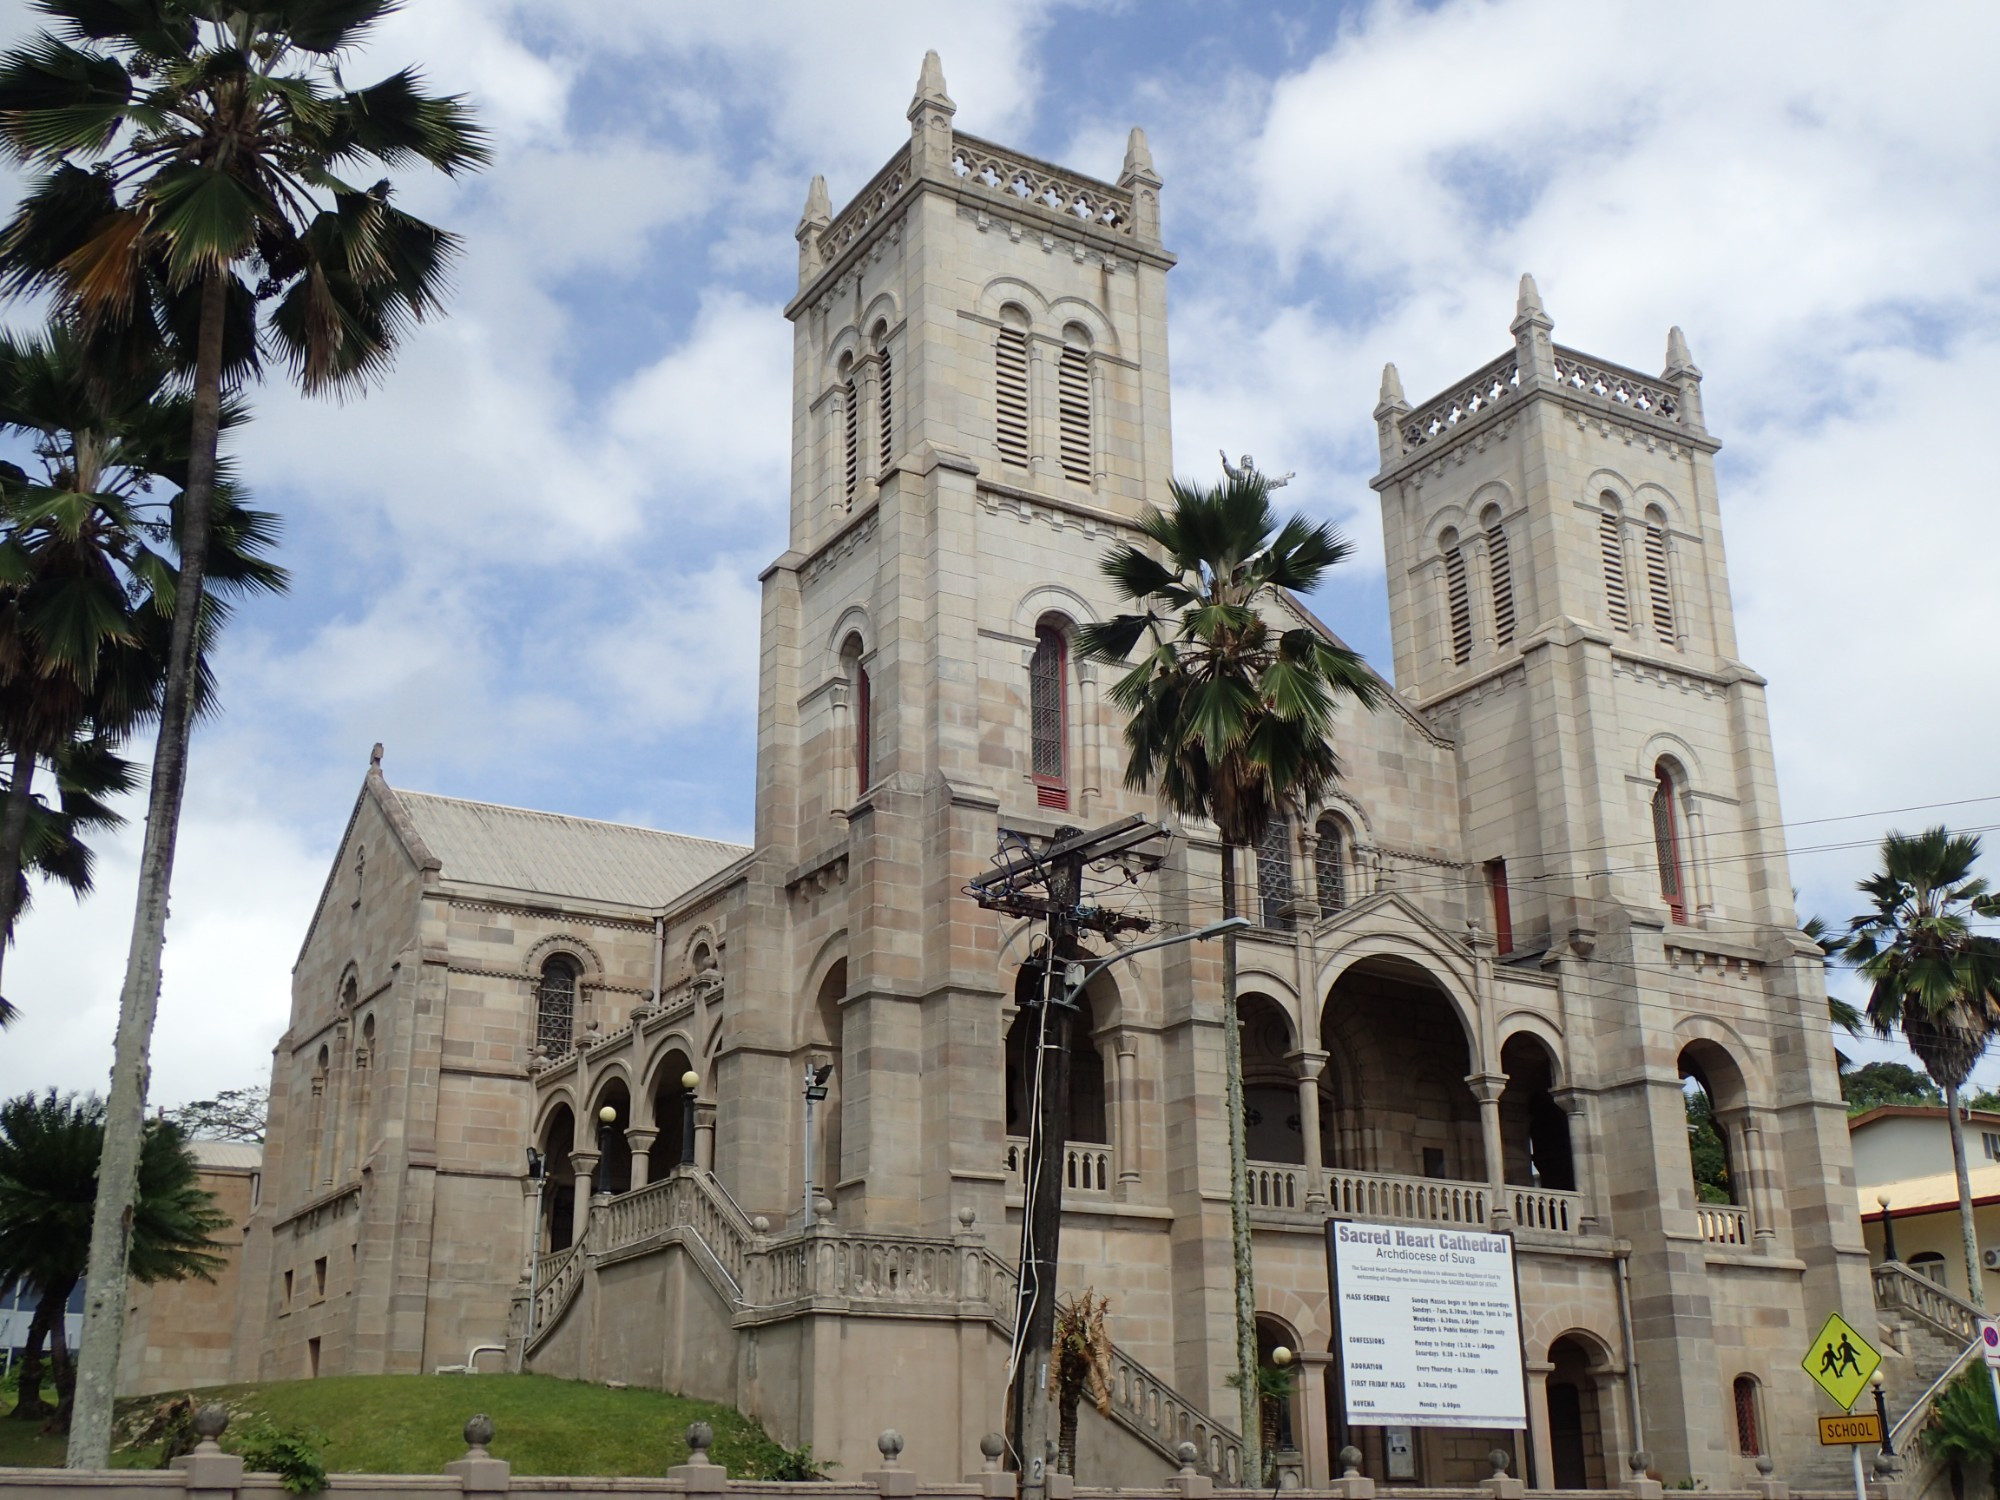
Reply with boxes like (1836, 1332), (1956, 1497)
(1653, 765), (1686, 924)
(1485, 858), (1513, 955)
(1030, 625), (1068, 810)
(1733, 1376), (1761, 1456)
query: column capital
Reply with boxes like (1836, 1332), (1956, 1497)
(1288, 1048), (1329, 1080)
(1465, 1070), (1509, 1104)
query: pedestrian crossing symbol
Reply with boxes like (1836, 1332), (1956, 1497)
(1801, 1312), (1881, 1411)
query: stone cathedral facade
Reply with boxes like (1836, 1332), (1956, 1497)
(233, 55), (1893, 1492)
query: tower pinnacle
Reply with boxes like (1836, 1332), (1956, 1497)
(910, 50), (954, 117)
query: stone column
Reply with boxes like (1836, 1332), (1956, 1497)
(519, 1175), (541, 1282)
(1468, 1072), (1511, 1227)
(1552, 1086), (1602, 1234)
(1294, 1050), (1329, 1209)
(1525, 1362), (1554, 1490)
(1298, 1350), (1334, 1487)
(1090, 358), (1109, 491)
(1115, 1032), (1141, 1191)
(1077, 661), (1102, 816)
(1029, 339), (1050, 476)
(830, 682), (853, 814)
(568, 1151), (599, 1243)
(328, 1020), (352, 1182)
(694, 1099), (717, 1171)
(625, 1129), (658, 1190)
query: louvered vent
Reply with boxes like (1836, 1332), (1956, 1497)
(878, 349), (894, 471)
(842, 380), (859, 508)
(995, 329), (1030, 468)
(1030, 626), (1067, 810)
(1486, 521), (1515, 648)
(1057, 346), (1091, 484)
(1599, 510), (1630, 631)
(1445, 546), (1473, 665)
(1645, 522), (1675, 645)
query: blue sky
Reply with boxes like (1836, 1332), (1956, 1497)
(5, 0), (2000, 1103)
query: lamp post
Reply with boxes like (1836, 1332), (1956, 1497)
(1872, 1369), (1894, 1460)
(1877, 1195), (1899, 1264)
(681, 1071), (700, 1167)
(803, 1061), (833, 1227)
(595, 1105), (617, 1196)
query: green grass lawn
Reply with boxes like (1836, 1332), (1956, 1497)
(0, 1375), (791, 1477)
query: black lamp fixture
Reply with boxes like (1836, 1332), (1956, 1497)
(524, 1146), (544, 1180)
(681, 1071), (701, 1166)
(595, 1104), (617, 1194)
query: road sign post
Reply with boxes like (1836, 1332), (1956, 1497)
(1802, 1313), (1883, 1500)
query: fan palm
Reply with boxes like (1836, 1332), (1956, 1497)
(1050, 1290), (1114, 1477)
(1076, 466), (1379, 1477)
(0, 1090), (226, 1424)
(0, 4), (485, 1459)
(1843, 827), (2000, 1307)
(0, 320), (285, 1022)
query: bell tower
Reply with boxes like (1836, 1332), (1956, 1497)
(1370, 284), (1869, 1483)
(731, 52), (1179, 1236)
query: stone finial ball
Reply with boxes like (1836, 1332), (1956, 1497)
(686, 1421), (713, 1455)
(193, 1404), (230, 1441)
(878, 1429), (905, 1460)
(958, 1205), (977, 1228)
(1177, 1442), (1199, 1470)
(1339, 1446), (1362, 1477)
(1873, 1454), (1897, 1478)
(753, 1215), (771, 1233)
(1488, 1449), (1511, 1476)
(464, 1415), (495, 1449)
(1756, 1456), (1775, 1477)
(1629, 1452), (1653, 1474)
(980, 1434), (1006, 1460)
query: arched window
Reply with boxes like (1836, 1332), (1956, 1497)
(841, 633), (870, 796)
(1057, 332), (1091, 485)
(1910, 1251), (1947, 1285)
(839, 357), (859, 510)
(1599, 500), (1630, 632)
(1314, 815), (1348, 913)
(1644, 507), (1675, 646)
(1257, 813), (1294, 930)
(1732, 1375), (1762, 1456)
(1652, 761), (1687, 925)
(875, 325), (894, 472)
(1483, 506), (1515, 649)
(536, 955), (579, 1057)
(995, 317), (1030, 469)
(1030, 624), (1068, 810)
(1441, 528), (1472, 666)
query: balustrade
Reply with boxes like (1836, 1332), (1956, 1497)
(1510, 1185), (1583, 1233)
(1004, 1138), (1113, 1196)
(1695, 1204), (1749, 1246)
(527, 1239), (584, 1350)
(1400, 353), (1521, 450)
(1248, 1162), (1301, 1211)
(1551, 347), (1681, 421)
(1106, 1345), (1244, 1483)
(1322, 1167), (1489, 1228)
(1874, 1258), (1981, 1341)
(948, 134), (1135, 236)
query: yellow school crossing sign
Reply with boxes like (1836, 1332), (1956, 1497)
(1802, 1312), (1881, 1411)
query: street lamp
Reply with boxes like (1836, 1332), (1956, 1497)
(1872, 1369), (1894, 1460)
(595, 1105), (617, 1195)
(803, 1061), (834, 1227)
(681, 1071), (700, 1167)
(520, 1146), (546, 1367)
(1877, 1194), (1899, 1264)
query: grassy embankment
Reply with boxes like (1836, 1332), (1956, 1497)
(0, 1375), (787, 1476)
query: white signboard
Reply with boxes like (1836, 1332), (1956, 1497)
(1329, 1220), (1527, 1429)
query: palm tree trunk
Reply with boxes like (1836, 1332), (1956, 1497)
(1947, 1081), (1987, 1310)
(0, 745), (36, 999)
(12, 1292), (54, 1420)
(1221, 842), (1260, 1484)
(1058, 1384), (1080, 1476)
(66, 266), (226, 1468)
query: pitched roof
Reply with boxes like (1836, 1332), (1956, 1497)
(188, 1140), (264, 1170)
(393, 790), (749, 909)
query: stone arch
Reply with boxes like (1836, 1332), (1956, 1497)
(534, 1086), (579, 1142)
(1497, 1012), (1567, 1086)
(1636, 732), (1708, 794)
(1676, 1025), (1762, 1111)
(1426, 500), (1469, 539)
(335, 961), (360, 1013)
(1581, 468), (1635, 511)
(859, 290), (904, 343)
(537, 1098), (579, 1251)
(1047, 297), (1118, 355)
(1316, 933), (1479, 1049)
(1255, 1310), (1306, 1455)
(683, 923), (721, 981)
(979, 277), (1050, 325)
(1011, 583), (1100, 637)
(523, 932), (603, 981)
(824, 606), (875, 672)
(1468, 479), (1517, 526)
(1241, 992), (1303, 1169)
(647, 1043), (700, 1179)
(807, 959), (847, 1203)
(1004, 955), (1108, 1148)
(1544, 1328), (1619, 1489)
(640, 1032), (701, 1101)
(1679, 1033), (1755, 1210)
(1318, 954), (1485, 1184)
(585, 1065), (635, 1195)
(1632, 480), (1688, 534)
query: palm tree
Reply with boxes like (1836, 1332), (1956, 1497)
(0, 321), (285, 1021)
(0, 1090), (226, 1424)
(1843, 827), (2000, 1307)
(1077, 465), (1379, 1477)
(1050, 1290), (1114, 1477)
(0, 7), (486, 1459)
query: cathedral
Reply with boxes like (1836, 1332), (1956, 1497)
(230, 54), (1890, 1491)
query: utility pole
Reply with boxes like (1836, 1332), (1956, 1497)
(966, 816), (1168, 1497)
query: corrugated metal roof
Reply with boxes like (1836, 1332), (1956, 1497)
(188, 1140), (263, 1169)
(396, 791), (748, 908)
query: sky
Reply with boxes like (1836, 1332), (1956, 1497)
(3, 0), (2000, 1108)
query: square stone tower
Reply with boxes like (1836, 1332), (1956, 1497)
(1371, 282), (1873, 1481)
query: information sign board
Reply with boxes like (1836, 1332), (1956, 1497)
(1327, 1219), (1527, 1429)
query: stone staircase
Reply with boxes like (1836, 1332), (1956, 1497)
(1872, 1260), (1984, 1496)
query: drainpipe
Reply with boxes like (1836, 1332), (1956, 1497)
(1616, 1249), (1646, 1464)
